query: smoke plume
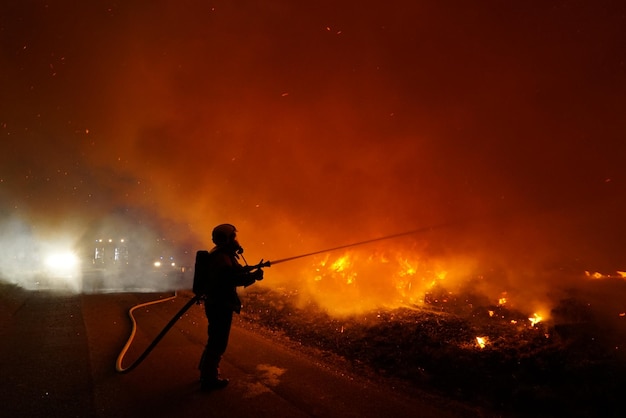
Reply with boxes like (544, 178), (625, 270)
(1, 1), (625, 311)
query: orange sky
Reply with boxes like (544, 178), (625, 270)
(2, 1), (625, 297)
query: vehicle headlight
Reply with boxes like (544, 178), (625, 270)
(45, 252), (79, 271)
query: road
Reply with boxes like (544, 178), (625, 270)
(0, 285), (485, 417)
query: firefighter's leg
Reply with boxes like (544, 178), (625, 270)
(200, 305), (233, 389)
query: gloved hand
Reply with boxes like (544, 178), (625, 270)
(251, 269), (264, 281)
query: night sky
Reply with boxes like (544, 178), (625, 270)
(2, 1), (625, 300)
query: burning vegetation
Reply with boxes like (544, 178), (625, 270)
(238, 248), (626, 417)
(2, 3), (625, 416)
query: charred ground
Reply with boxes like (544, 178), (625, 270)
(239, 280), (626, 418)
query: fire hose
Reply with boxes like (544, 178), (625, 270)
(115, 293), (198, 373)
(115, 222), (450, 373)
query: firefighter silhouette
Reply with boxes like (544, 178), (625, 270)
(194, 224), (264, 390)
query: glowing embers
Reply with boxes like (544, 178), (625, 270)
(476, 336), (489, 349)
(528, 312), (543, 327)
(585, 270), (626, 280)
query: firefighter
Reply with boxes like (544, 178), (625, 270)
(196, 223), (264, 391)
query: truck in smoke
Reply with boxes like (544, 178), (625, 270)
(83, 235), (189, 293)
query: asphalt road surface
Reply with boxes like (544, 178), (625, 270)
(0, 285), (485, 417)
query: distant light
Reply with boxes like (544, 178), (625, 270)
(45, 252), (79, 270)
(154, 261), (162, 268)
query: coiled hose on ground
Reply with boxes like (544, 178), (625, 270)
(115, 292), (200, 374)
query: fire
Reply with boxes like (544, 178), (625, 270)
(296, 246), (559, 322)
(302, 248), (458, 315)
(586, 271), (626, 280)
(330, 255), (357, 284)
(312, 254), (358, 285)
(528, 313), (543, 327)
(331, 255), (351, 272)
(476, 336), (488, 349)
(585, 271), (605, 279)
(397, 258), (417, 277)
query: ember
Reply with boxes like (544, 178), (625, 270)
(585, 270), (626, 280)
(475, 336), (488, 349)
(528, 313), (543, 327)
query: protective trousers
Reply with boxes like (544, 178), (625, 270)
(199, 304), (234, 380)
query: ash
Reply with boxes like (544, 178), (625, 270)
(239, 282), (626, 418)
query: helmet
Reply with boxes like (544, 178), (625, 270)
(212, 224), (237, 246)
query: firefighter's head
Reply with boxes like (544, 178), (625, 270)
(212, 224), (237, 246)
(211, 223), (244, 255)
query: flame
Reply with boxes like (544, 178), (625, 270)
(292, 245), (564, 321)
(586, 271), (626, 280)
(300, 248), (463, 315)
(330, 255), (357, 284)
(476, 336), (488, 349)
(331, 255), (351, 272)
(528, 313), (543, 327)
(586, 271), (607, 279)
(397, 258), (417, 277)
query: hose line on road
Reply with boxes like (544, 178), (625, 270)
(115, 293), (200, 374)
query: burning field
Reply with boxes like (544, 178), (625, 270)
(237, 250), (626, 418)
(2, 3), (626, 416)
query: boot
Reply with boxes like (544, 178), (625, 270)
(201, 376), (229, 391)
(199, 352), (228, 391)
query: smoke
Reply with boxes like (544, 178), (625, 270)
(0, 209), (189, 293)
(1, 1), (625, 310)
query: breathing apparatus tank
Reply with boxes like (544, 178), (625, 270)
(192, 250), (212, 296)
(194, 224), (240, 296)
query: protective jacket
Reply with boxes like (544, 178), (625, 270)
(196, 247), (256, 314)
